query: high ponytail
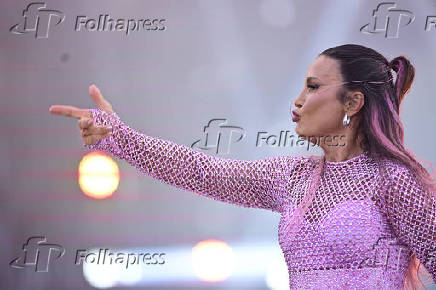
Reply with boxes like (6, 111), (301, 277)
(389, 56), (415, 108)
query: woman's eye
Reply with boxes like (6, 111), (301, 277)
(307, 84), (319, 91)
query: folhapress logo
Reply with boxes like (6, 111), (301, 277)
(191, 119), (245, 155)
(10, 2), (65, 39)
(10, 236), (65, 272)
(10, 2), (166, 38)
(360, 2), (414, 38)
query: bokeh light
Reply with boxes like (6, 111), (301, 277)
(78, 152), (120, 199)
(192, 239), (235, 282)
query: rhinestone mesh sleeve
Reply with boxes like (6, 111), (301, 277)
(83, 108), (298, 212)
(382, 165), (436, 283)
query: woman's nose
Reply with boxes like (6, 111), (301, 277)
(293, 92), (304, 109)
(293, 99), (302, 109)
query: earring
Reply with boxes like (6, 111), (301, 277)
(343, 114), (350, 126)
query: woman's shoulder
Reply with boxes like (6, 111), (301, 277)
(375, 155), (431, 201)
(376, 154), (417, 181)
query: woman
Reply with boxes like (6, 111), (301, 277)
(49, 44), (435, 289)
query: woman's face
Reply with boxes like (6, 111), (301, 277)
(292, 55), (347, 139)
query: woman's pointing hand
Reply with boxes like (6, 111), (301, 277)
(48, 84), (114, 145)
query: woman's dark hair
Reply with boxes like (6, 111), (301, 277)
(314, 43), (435, 290)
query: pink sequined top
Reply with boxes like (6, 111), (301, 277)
(84, 108), (436, 289)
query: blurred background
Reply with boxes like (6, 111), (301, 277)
(1, 0), (435, 289)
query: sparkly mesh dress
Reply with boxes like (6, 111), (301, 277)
(84, 108), (436, 289)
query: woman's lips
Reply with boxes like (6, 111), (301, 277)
(292, 111), (301, 122)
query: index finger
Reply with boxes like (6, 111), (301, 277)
(49, 105), (91, 119)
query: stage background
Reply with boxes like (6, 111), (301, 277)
(1, 0), (435, 289)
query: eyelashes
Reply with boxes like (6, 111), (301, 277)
(307, 84), (319, 91)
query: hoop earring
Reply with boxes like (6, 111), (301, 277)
(343, 114), (350, 126)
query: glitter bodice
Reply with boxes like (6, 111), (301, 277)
(84, 108), (436, 289)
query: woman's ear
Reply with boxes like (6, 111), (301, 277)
(344, 91), (364, 117)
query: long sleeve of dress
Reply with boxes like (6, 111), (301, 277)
(383, 165), (436, 283)
(83, 108), (295, 213)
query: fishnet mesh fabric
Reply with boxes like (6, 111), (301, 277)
(84, 108), (436, 289)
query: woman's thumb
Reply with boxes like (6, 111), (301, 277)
(89, 84), (114, 114)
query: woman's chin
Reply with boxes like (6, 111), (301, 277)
(295, 124), (303, 136)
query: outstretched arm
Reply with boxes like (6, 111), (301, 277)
(383, 166), (436, 283)
(84, 108), (297, 213)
